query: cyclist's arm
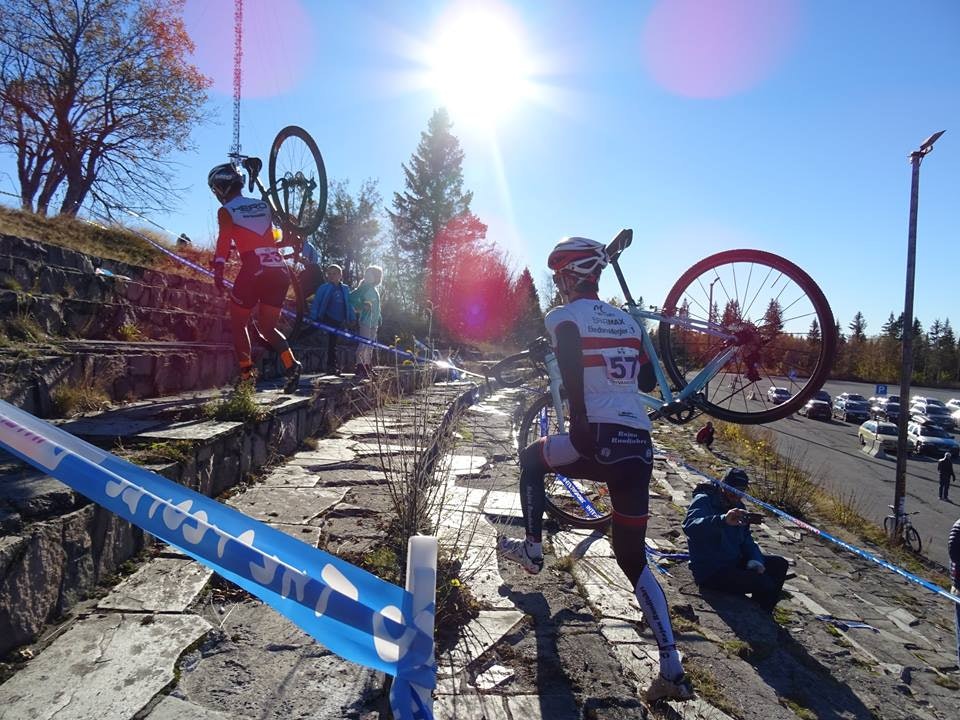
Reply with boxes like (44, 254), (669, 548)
(554, 321), (587, 417)
(213, 207), (233, 265)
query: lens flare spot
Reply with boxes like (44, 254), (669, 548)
(184, 0), (315, 98)
(642, 0), (801, 98)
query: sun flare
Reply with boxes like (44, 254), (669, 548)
(426, 6), (533, 127)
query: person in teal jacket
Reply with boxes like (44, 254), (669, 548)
(349, 265), (383, 379)
(309, 264), (356, 375)
(682, 468), (788, 612)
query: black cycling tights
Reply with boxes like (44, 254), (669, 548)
(518, 437), (653, 586)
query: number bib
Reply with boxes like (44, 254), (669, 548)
(254, 246), (285, 268)
(601, 349), (640, 385)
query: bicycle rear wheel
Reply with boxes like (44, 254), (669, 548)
(659, 249), (836, 424)
(491, 351), (532, 387)
(517, 392), (613, 529)
(269, 126), (327, 236)
(249, 261), (304, 346)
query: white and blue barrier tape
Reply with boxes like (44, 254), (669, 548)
(0, 399), (436, 719)
(670, 456), (960, 606)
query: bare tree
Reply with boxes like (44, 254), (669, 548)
(0, 0), (208, 216)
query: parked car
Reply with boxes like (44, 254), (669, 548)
(906, 421), (960, 458)
(813, 389), (831, 404)
(947, 398), (960, 412)
(833, 396), (870, 423)
(798, 399), (832, 421)
(879, 402), (901, 423)
(767, 387), (791, 404)
(858, 420), (900, 453)
(910, 403), (956, 431)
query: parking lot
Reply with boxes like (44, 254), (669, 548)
(747, 379), (959, 568)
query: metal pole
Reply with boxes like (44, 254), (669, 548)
(892, 131), (945, 538)
(706, 278), (718, 399)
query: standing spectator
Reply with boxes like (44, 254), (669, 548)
(682, 468), (789, 612)
(695, 421), (715, 450)
(350, 265), (383, 379)
(939, 452), (955, 501)
(309, 264), (356, 375)
(949, 517), (960, 669)
(297, 238), (325, 301)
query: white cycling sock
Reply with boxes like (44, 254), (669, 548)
(634, 565), (684, 680)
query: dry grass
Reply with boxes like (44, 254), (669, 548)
(1, 310), (46, 343)
(203, 381), (268, 423)
(116, 322), (146, 342)
(0, 205), (215, 278)
(51, 375), (111, 417)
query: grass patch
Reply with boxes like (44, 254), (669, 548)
(123, 440), (194, 466)
(772, 606), (793, 625)
(721, 638), (753, 660)
(2, 310), (45, 343)
(116, 322), (146, 342)
(682, 664), (739, 717)
(934, 674), (960, 690)
(51, 377), (110, 417)
(781, 697), (817, 720)
(1, 277), (21, 292)
(203, 382), (268, 423)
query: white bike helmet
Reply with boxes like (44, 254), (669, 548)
(548, 236), (608, 281)
(207, 163), (243, 200)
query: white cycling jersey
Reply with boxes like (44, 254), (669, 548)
(544, 298), (651, 431)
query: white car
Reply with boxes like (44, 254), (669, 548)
(767, 387), (791, 404)
(947, 398), (960, 412)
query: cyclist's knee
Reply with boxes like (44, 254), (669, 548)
(519, 439), (548, 473)
(611, 512), (649, 585)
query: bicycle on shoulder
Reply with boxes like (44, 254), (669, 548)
(231, 125), (328, 342)
(884, 505), (922, 553)
(491, 229), (837, 529)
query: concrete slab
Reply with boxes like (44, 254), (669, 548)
(434, 692), (510, 720)
(139, 420), (242, 442)
(0, 471), (75, 518)
(97, 557), (212, 612)
(335, 416), (402, 437)
(437, 610), (525, 677)
(0, 613), (211, 720)
(552, 530), (615, 560)
(258, 464), (318, 488)
(479, 491), (523, 517)
(312, 468), (386, 487)
(56, 418), (164, 438)
(145, 695), (243, 720)
(474, 663), (514, 690)
(444, 454), (488, 476)
(505, 694), (581, 720)
(267, 523), (322, 547)
(226, 486), (345, 525)
(288, 439), (358, 463)
(599, 618), (642, 644)
(352, 442), (415, 457)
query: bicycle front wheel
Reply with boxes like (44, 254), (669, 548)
(269, 126), (327, 236)
(659, 250), (836, 424)
(517, 392), (613, 529)
(905, 526), (922, 554)
(491, 351), (532, 387)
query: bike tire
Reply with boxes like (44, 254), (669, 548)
(249, 261), (305, 346)
(268, 126), (327, 236)
(658, 249), (837, 425)
(491, 351), (531, 387)
(517, 392), (613, 529)
(905, 526), (922, 554)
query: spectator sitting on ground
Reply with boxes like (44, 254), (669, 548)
(682, 468), (789, 612)
(949, 517), (960, 669)
(695, 421), (715, 450)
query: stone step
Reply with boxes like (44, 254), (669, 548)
(0, 368), (431, 657)
(0, 341), (345, 413)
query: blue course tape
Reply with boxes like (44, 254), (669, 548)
(0, 399), (437, 704)
(670, 456), (960, 606)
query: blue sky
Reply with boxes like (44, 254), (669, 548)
(2, 1), (957, 337)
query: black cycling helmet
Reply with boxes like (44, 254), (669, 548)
(722, 468), (750, 489)
(207, 163), (243, 200)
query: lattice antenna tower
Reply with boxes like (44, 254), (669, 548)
(229, 0), (243, 163)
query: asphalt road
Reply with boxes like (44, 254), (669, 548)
(752, 379), (959, 568)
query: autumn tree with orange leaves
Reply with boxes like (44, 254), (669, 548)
(0, 0), (208, 216)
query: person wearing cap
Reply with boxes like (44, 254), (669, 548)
(682, 468), (789, 612)
(938, 452), (955, 501)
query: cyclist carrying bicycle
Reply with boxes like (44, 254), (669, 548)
(208, 163), (302, 392)
(497, 236), (694, 703)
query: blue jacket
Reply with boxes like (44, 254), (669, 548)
(310, 282), (356, 324)
(682, 483), (764, 583)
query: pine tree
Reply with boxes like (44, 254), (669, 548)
(311, 179), (381, 284)
(881, 312), (904, 340)
(511, 268), (545, 346)
(720, 299), (742, 327)
(762, 299), (784, 333)
(806, 318), (821, 343)
(848, 312), (867, 342)
(389, 109), (473, 309)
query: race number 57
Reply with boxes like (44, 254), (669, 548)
(605, 353), (638, 381)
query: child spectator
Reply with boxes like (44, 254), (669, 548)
(309, 264), (355, 375)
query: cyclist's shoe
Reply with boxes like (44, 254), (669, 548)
(497, 537), (543, 575)
(283, 360), (302, 394)
(646, 673), (695, 704)
(235, 368), (257, 389)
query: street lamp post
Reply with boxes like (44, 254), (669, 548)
(892, 130), (945, 539)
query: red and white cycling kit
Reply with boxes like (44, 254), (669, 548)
(214, 195), (288, 309)
(539, 299), (653, 469)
